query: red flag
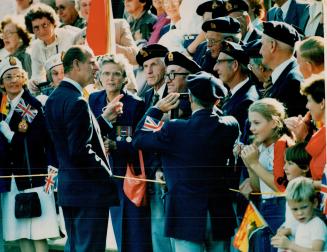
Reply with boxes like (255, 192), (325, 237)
(86, 0), (116, 56)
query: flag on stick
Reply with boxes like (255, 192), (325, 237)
(233, 201), (268, 252)
(86, 0), (116, 55)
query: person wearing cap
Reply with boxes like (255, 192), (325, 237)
(225, 0), (262, 43)
(88, 54), (151, 252)
(164, 51), (201, 119)
(214, 40), (259, 134)
(266, 0), (309, 33)
(45, 46), (122, 252)
(243, 39), (272, 96)
(0, 56), (60, 251)
(136, 43), (174, 252)
(259, 21), (307, 117)
(133, 71), (240, 251)
(136, 44), (169, 110)
(198, 16), (242, 77)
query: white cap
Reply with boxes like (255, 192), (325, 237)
(0, 56), (23, 78)
(44, 53), (63, 72)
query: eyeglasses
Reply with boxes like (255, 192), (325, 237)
(215, 59), (235, 64)
(165, 72), (189, 81)
(56, 4), (67, 11)
(206, 39), (223, 46)
(101, 71), (123, 78)
(32, 21), (51, 32)
(2, 74), (23, 82)
(1, 31), (18, 38)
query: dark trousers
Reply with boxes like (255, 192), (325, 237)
(62, 206), (110, 252)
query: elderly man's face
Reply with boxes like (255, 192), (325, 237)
(143, 58), (166, 87)
(124, 0), (145, 15)
(166, 65), (189, 93)
(205, 31), (224, 59)
(259, 34), (273, 68)
(56, 0), (79, 25)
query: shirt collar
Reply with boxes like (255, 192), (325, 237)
(63, 77), (83, 95)
(230, 77), (249, 96)
(281, 0), (291, 19)
(271, 57), (294, 84)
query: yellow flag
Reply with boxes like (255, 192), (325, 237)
(233, 201), (268, 252)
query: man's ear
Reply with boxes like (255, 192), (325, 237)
(72, 59), (80, 70)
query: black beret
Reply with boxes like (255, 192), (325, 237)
(136, 44), (168, 66)
(242, 39), (262, 58)
(186, 71), (226, 103)
(220, 41), (249, 65)
(202, 16), (241, 33)
(225, 0), (249, 13)
(164, 51), (201, 74)
(196, 0), (227, 18)
(262, 21), (300, 47)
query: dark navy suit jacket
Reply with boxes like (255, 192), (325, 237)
(267, 0), (309, 31)
(45, 81), (118, 207)
(133, 107), (240, 242)
(144, 84), (168, 111)
(222, 79), (260, 133)
(265, 59), (307, 117)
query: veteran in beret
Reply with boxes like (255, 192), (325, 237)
(259, 21), (307, 116)
(164, 51), (201, 119)
(133, 71), (240, 251)
(225, 0), (262, 43)
(243, 39), (272, 94)
(0, 56), (60, 251)
(197, 16), (242, 77)
(136, 43), (173, 252)
(214, 41), (259, 134)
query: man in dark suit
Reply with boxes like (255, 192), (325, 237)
(214, 41), (259, 134)
(259, 21), (307, 117)
(133, 71), (240, 251)
(45, 45), (121, 252)
(267, 0), (309, 32)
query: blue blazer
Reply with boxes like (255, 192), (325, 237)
(267, 0), (309, 31)
(0, 90), (55, 192)
(222, 79), (260, 133)
(265, 60), (307, 117)
(45, 81), (118, 207)
(133, 107), (240, 242)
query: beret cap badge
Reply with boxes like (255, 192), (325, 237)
(139, 49), (148, 58)
(212, 0), (218, 9)
(210, 22), (216, 29)
(167, 52), (174, 61)
(225, 2), (233, 11)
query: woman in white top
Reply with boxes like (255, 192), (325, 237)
(24, 3), (78, 93)
(241, 98), (294, 252)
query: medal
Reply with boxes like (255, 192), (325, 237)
(18, 119), (28, 133)
(116, 136), (122, 142)
(126, 136), (132, 143)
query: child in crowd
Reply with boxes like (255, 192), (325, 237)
(271, 177), (327, 251)
(241, 98), (294, 252)
(272, 142), (312, 251)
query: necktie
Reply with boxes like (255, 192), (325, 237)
(275, 8), (283, 21)
(152, 93), (160, 106)
(171, 24), (176, 30)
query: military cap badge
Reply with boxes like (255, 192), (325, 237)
(210, 22), (216, 29)
(225, 2), (233, 11)
(139, 49), (148, 58)
(168, 52), (174, 61)
(212, 0), (218, 9)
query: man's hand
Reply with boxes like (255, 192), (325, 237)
(156, 93), (180, 113)
(102, 94), (124, 123)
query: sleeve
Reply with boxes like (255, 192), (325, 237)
(116, 19), (138, 65)
(310, 218), (327, 242)
(133, 107), (174, 153)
